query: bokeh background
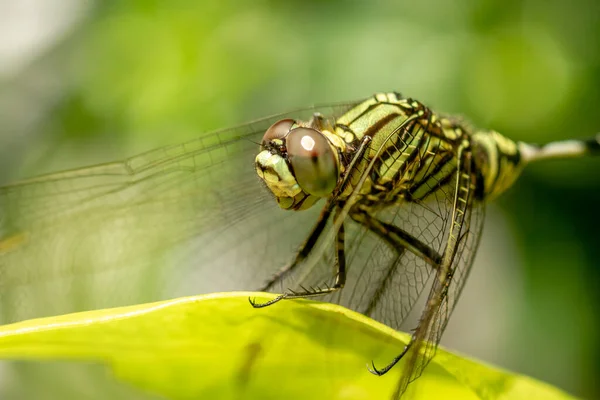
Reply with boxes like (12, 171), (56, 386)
(0, 1), (599, 399)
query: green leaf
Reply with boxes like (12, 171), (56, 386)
(0, 293), (577, 400)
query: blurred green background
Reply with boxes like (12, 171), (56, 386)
(0, 0), (598, 399)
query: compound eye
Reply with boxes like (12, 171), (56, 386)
(261, 119), (295, 146)
(286, 127), (338, 197)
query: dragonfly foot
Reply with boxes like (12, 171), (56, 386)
(367, 361), (386, 376)
(248, 294), (287, 308)
(367, 354), (403, 376)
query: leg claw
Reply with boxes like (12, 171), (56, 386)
(367, 361), (384, 376)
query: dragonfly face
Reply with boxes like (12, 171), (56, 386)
(255, 116), (346, 210)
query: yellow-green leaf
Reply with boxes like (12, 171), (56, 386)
(0, 293), (577, 400)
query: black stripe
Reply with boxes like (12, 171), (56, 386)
(408, 151), (454, 196)
(335, 123), (354, 134)
(361, 112), (401, 138)
(506, 146), (521, 165)
(420, 145), (452, 180)
(367, 120), (416, 184)
(372, 118), (417, 168)
(361, 115), (416, 186)
(489, 142), (503, 192)
(406, 109), (434, 171)
(353, 210), (443, 266)
(387, 127), (424, 184)
(490, 143), (521, 192)
(474, 170), (486, 200)
(409, 164), (457, 201)
(382, 100), (415, 113)
(348, 100), (415, 125)
(346, 102), (388, 126)
(382, 221), (443, 266)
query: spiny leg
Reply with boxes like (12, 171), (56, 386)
(250, 214), (347, 308)
(369, 340), (414, 376)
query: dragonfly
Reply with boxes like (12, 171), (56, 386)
(0, 91), (598, 398)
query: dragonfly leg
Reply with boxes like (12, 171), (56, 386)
(351, 210), (442, 268)
(249, 219), (347, 308)
(368, 337), (414, 376)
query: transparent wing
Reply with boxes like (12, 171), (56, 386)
(0, 103), (357, 323)
(403, 202), (484, 377)
(394, 150), (484, 398)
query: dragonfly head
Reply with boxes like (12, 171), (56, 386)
(255, 118), (342, 210)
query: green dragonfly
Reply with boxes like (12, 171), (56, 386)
(0, 91), (598, 398)
(248, 92), (599, 396)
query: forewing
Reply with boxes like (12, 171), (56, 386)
(0, 104), (356, 323)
